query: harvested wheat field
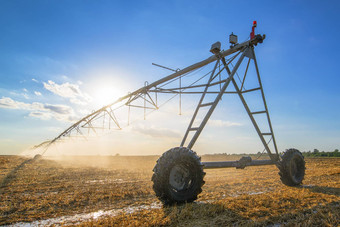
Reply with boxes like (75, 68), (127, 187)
(0, 155), (339, 226)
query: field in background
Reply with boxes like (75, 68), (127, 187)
(0, 155), (339, 226)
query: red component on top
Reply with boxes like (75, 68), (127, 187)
(250, 21), (257, 39)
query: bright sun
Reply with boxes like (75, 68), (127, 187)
(92, 84), (125, 107)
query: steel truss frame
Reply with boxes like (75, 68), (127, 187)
(34, 34), (280, 164)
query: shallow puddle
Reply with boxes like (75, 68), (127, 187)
(9, 202), (162, 227)
(9, 189), (275, 226)
(84, 179), (148, 184)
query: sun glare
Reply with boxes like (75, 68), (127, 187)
(92, 84), (125, 107)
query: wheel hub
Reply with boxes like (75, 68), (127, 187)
(290, 156), (304, 182)
(169, 164), (190, 191)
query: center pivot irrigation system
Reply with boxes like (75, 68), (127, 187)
(33, 22), (306, 205)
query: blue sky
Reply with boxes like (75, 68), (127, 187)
(0, 0), (339, 155)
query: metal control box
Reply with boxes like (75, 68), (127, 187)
(229, 33), (238, 44)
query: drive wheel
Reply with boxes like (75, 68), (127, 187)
(152, 147), (205, 205)
(279, 148), (305, 186)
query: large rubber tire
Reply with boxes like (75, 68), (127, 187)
(152, 147), (205, 205)
(279, 148), (306, 186)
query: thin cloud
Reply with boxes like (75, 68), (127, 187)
(22, 93), (29, 99)
(132, 125), (181, 138)
(61, 75), (70, 81)
(34, 91), (42, 96)
(43, 104), (72, 115)
(9, 91), (30, 99)
(0, 97), (30, 109)
(0, 96), (77, 122)
(22, 88), (29, 99)
(69, 98), (88, 106)
(208, 119), (242, 127)
(43, 80), (92, 105)
(43, 80), (80, 98)
(29, 111), (52, 120)
(32, 78), (39, 83)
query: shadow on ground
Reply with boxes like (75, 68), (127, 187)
(161, 200), (339, 226)
(162, 202), (251, 226)
(301, 185), (340, 196)
(0, 155), (40, 194)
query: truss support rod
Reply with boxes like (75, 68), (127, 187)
(221, 55), (279, 161)
(179, 75), (182, 115)
(252, 47), (279, 156)
(41, 35), (265, 152)
(240, 58), (251, 91)
(152, 63), (178, 72)
(149, 90), (239, 94)
(181, 60), (221, 147)
(104, 35), (264, 109)
(183, 51), (246, 149)
(105, 109), (121, 129)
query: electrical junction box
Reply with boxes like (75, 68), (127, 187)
(229, 33), (238, 45)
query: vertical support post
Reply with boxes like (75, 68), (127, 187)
(155, 89), (158, 107)
(128, 105), (131, 126)
(103, 111), (105, 132)
(109, 112), (111, 129)
(144, 92), (146, 120)
(218, 61), (222, 92)
(144, 82), (148, 120)
(179, 75), (182, 115)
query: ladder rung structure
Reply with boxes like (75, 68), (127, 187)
(181, 52), (247, 149)
(242, 87), (261, 93)
(262, 133), (272, 136)
(219, 48), (278, 158)
(251, 110), (266, 115)
(199, 102), (214, 107)
(179, 43), (279, 159)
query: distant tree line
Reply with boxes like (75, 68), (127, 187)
(302, 149), (340, 157)
(203, 149), (340, 158)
